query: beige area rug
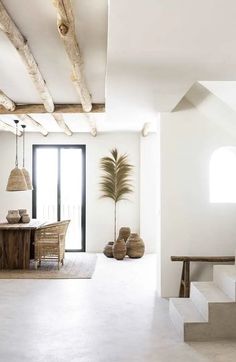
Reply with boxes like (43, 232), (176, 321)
(0, 253), (97, 279)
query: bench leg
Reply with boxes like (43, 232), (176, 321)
(179, 262), (185, 297)
(179, 261), (190, 298)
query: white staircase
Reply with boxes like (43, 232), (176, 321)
(169, 264), (236, 341)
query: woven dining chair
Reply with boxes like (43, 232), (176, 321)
(34, 220), (70, 270)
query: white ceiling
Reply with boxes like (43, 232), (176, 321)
(1, 0), (236, 133)
(185, 82), (236, 139)
(200, 81), (236, 113)
(106, 0), (236, 116)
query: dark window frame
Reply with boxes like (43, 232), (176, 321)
(32, 144), (86, 252)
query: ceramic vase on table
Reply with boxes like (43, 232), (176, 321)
(6, 210), (21, 224)
(18, 209), (31, 223)
(21, 214), (30, 223)
(112, 239), (127, 260)
(19, 209), (27, 222)
(126, 233), (145, 258)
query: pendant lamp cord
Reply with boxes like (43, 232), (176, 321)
(14, 120), (19, 167)
(22, 126), (25, 167)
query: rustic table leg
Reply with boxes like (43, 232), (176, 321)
(20, 230), (31, 269)
(30, 229), (36, 260)
(0, 230), (31, 269)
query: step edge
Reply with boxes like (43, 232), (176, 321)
(191, 282), (234, 303)
(169, 298), (206, 323)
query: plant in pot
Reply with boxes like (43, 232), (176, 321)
(100, 148), (133, 257)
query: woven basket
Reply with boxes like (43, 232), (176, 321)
(103, 242), (114, 258)
(126, 233), (145, 258)
(113, 239), (126, 260)
(118, 227), (131, 242)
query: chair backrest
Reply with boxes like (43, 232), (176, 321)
(35, 220), (70, 243)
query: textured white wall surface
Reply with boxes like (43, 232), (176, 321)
(140, 133), (160, 254)
(160, 99), (236, 297)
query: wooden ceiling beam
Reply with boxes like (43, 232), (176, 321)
(141, 122), (151, 137)
(90, 125), (97, 137)
(52, 113), (72, 136)
(0, 103), (105, 114)
(18, 115), (48, 136)
(52, 0), (92, 112)
(88, 120), (97, 137)
(0, 90), (16, 111)
(0, 120), (22, 136)
(84, 114), (97, 137)
(0, 1), (54, 112)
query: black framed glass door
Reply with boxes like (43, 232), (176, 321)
(32, 145), (86, 252)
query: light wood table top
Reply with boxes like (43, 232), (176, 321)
(0, 219), (47, 230)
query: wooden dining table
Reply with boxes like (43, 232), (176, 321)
(0, 219), (46, 270)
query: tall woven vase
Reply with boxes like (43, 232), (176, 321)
(113, 239), (127, 260)
(118, 227), (131, 242)
(126, 233), (145, 259)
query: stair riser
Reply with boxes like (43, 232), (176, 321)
(213, 266), (236, 300)
(169, 300), (184, 339)
(184, 323), (210, 342)
(190, 284), (208, 320)
(185, 303), (236, 341)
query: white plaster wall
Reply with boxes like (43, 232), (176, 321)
(0, 132), (140, 252)
(140, 131), (161, 294)
(160, 99), (236, 297)
(140, 133), (160, 254)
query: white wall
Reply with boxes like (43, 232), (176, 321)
(0, 132), (140, 252)
(140, 133), (160, 254)
(160, 99), (236, 297)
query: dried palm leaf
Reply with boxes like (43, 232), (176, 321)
(100, 148), (133, 241)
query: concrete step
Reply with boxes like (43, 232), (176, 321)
(190, 281), (233, 319)
(170, 285), (236, 341)
(169, 298), (206, 340)
(213, 265), (236, 300)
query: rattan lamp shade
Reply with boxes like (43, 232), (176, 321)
(6, 167), (28, 191)
(6, 120), (28, 192)
(22, 167), (33, 190)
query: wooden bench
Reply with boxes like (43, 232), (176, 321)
(171, 256), (235, 298)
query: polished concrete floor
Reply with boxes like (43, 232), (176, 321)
(0, 254), (236, 362)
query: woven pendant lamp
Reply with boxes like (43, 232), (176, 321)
(21, 125), (33, 190)
(6, 120), (28, 192)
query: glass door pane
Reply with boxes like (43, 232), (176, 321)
(60, 148), (83, 250)
(35, 148), (58, 222)
(33, 145), (85, 251)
